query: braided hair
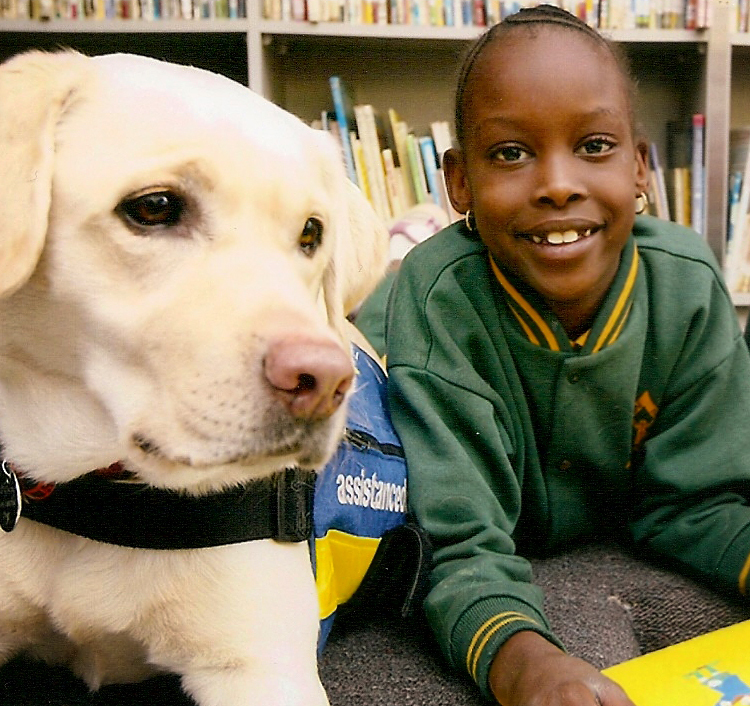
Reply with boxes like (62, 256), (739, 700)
(454, 4), (638, 146)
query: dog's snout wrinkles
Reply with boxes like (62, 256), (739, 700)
(264, 337), (353, 420)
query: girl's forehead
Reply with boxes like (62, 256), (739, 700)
(476, 26), (617, 81)
(466, 27), (631, 116)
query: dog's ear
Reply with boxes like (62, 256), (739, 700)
(313, 126), (388, 326)
(322, 171), (389, 336)
(0, 50), (89, 298)
(337, 179), (390, 316)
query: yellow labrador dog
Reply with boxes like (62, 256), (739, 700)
(0, 51), (389, 706)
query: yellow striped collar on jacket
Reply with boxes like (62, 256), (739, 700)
(490, 237), (639, 354)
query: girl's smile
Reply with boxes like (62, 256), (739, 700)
(514, 220), (603, 246)
(445, 26), (649, 337)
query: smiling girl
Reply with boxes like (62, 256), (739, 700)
(385, 6), (750, 706)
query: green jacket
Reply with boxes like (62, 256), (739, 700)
(385, 215), (750, 698)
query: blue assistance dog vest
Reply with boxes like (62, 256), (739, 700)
(312, 344), (424, 649)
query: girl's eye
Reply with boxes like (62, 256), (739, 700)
(492, 144), (529, 163)
(578, 137), (617, 156)
(118, 191), (186, 229)
(299, 217), (324, 257)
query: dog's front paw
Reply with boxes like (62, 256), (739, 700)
(181, 667), (330, 706)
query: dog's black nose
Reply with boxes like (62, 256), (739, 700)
(264, 337), (353, 420)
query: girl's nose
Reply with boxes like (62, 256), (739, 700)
(533, 153), (587, 208)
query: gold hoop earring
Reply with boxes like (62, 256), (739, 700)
(464, 210), (477, 232)
(635, 192), (648, 215)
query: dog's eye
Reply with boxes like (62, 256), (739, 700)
(118, 191), (185, 228)
(299, 218), (324, 257)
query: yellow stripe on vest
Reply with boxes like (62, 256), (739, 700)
(315, 529), (381, 619)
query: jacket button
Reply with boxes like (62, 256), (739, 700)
(568, 371), (580, 383)
(559, 459), (572, 471)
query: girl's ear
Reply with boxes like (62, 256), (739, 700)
(634, 138), (650, 194)
(443, 147), (472, 214)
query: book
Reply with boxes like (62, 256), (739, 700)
(685, 0), (698, 28)
(353, 103), (391, 221)
(388, 109), (417, 209)
(382, 147), (407, 219)
(350, 133), (370, 204)
(666, 119), (693, 227)
(691, 113), (705, 235)
(418, 135), (441, 206)
(728, 170), (743, 244)
(290, 0), (304, 19)
(648, 141), (670, 221)
(329, 76), (359, 187)
(405, 133), (429, 205)
(603, 620), (750, 706)
(430, 119), (453, 167)
(672, 166), (691, 227)
(726, 127), (750, 291)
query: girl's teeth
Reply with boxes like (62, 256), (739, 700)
(532, 229), (592, 245)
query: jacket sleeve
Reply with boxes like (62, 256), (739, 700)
(385, 259), (563, 699)
(629, 274), (750, 599)
(388, 364), (563, 698)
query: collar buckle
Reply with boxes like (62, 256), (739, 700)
(0, 459), (21, 533)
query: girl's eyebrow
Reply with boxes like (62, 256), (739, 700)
(476, 106), (625, 132)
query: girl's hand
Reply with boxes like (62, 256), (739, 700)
(489, 631), (637, 706)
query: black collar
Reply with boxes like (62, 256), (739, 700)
(2, 461), (315, 549)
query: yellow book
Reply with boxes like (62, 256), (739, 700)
(350, 133), (371, 206)
(388, 109), (417, 208)
(353, 104), (391, 222)
(382, 148), (407, 220)
(603, 620), (750, 705)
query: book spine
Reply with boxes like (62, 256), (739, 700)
(728, 170), (743, 245)
(648, 141), (670, 221)
(329, 76), (359, 187)
(406, 133), (429, 204)
(382, 148), (406, 218)
(430, 120), (453, 166)
(348, 136), (369, 207)
(726, 130), (750, 290)
(390, 113), (417, 207)
(354, 104), (391, 221)
(691, 113), (705, 235)
(418, 136), (441, 206)
(460, 0), (471, 23)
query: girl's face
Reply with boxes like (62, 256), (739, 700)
(445, 27), (649, 333)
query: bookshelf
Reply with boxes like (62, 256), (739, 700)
(0, 1), (745, 301)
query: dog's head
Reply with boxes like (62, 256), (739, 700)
(0, 51), (389, 493)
